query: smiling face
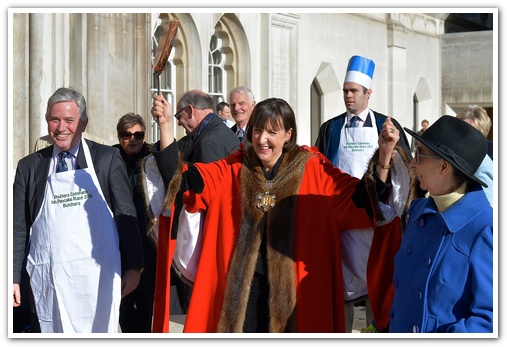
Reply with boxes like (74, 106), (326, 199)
(229, 92), (255, 128)
(47, 100), (87, 151)
(251, 119), (292, 173)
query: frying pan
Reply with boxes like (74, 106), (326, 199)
(153, 17), (180, 95)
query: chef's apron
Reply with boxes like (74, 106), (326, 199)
(335, 111), (379, 177)
(26, 139), (121, 333)
(336, 111), (378, 301)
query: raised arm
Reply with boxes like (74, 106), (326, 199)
(151, 93), (176, 150)
(376, 116), (399, 182)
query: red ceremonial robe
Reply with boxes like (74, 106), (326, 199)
(151, 215), (175, 333)
(149, 145), (406, 333)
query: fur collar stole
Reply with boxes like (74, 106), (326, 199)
(218, 146), (313, 332)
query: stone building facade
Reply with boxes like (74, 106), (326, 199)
(9, 10), (495, 176)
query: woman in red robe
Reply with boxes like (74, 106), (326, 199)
(144, 96), (413, 333)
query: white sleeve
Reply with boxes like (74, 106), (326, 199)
(141, 155), (172, 240)
(172, 205), (206, 283)
(143, 155), (168, 216)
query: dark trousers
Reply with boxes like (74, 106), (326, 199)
(13, 267), (40, 333)
(169, 267), (193, 315)
(119, 253), (157, 333)
(119, 286), (155, 333)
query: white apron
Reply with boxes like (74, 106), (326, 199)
(335, 111), (379, 176)
(26, 139), (121, 333)
(336, 111), (379, 301)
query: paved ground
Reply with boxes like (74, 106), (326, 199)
(351, 305), (368, 332)
(168, 305), (368, 333)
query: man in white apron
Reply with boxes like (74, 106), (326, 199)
(315, 56), (413, 332)
(13, 87), (144, 333)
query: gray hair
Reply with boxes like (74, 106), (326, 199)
(45, 87), (87, 122)
(178, 90), (215, 110)
(228, 86), (255, 103)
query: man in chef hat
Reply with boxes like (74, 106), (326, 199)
(315, 55), (413, 332)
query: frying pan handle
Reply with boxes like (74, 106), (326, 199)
(155, 73), (161, 95)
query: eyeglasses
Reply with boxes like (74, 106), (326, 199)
(120, 131), (145, 140)
(415, 147), (440, 164)
(173, 105), (189, 120)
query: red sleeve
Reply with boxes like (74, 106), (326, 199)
(367, 218), (402, 332)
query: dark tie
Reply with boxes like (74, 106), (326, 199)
(348, 115), (360, 128)
(237, 128), (244, 142)
(57, 151), (69, 172)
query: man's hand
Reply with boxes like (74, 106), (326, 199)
(378, 116), (399, 153)
(151, 94), (172, 125)
(376, 116), (400, 182)
(13, 283), (21, 307)
(121, 268), (142, 299)
(151, 93), (175, 150)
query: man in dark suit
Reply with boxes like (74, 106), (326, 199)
(229, 86), (256, 146)
(12, 87), (144, 333)
(146, 89), (240, 331)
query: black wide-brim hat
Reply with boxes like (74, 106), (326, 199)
(404, 115), (488, 187)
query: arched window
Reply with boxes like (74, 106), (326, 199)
(208, 33), (226, 107)
(151, 16), (177, 143)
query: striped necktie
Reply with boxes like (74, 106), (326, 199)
(237, 128), (244, 142)
(57, 151), (69, 172)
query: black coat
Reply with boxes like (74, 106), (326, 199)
(155, 113), (241, 238)
(153, 113), (241, 186)
(231, 123), (251, 147)
(113, 142), (156, 266)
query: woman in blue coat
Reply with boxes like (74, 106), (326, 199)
(385, 116), (493, 333)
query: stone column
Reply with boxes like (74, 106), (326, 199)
(386, 14), (408, 125)
(12, 13), (29, 170)
(28, 13), (59, 152)
(85, 13), (151, 144)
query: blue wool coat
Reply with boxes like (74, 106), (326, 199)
(388, 187), (493, 333)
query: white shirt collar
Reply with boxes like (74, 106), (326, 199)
(347, 108), (370, 123)
(52, 138), (81, 159)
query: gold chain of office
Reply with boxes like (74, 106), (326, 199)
(243, 151), (312, 213)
